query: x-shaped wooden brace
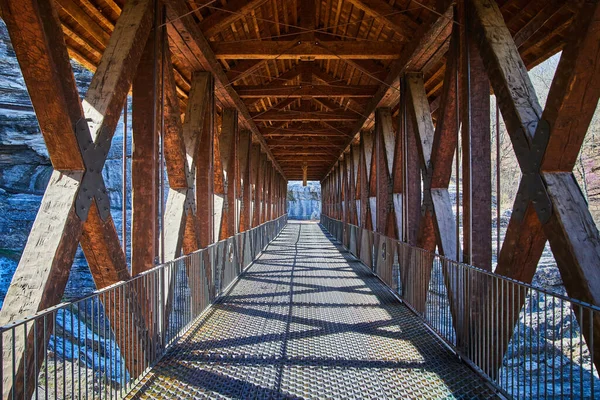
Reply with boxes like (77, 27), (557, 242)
(510, 119), (552, 224)
(405, 70), (462, 331)
(468, 0), (600, 375)
(163, 50), (214, 260)
(74, 119), (112, 221)
(403, 18), (462, 339)
(0, 0), (155, 397)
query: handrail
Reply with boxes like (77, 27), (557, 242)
(0, 215), (287, 399)
(321, 214), (600, 399)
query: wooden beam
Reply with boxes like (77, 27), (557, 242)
(243, 66), (302, 107)
(374, 108), (395, 237)
(251, 110), (360, 122)
(163, 49), (188, 190)
(238, 129), (252, 232)
(237, 84), (378, 98)
(131, 21), (159, 275)
(460, 3), (491, 270)
(250, 144), (261, 228)
(212, 40), (402, 60)
(1, 0), (86, 171)
(219, 109), (238, 239)
(226, 59), (265, 84)
(196, 75), (215, 249)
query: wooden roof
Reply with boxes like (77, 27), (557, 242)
(48, 0), (577, 180)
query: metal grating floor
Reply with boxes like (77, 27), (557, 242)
(128, 222), (498, 399)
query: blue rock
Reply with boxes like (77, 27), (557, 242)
(287, 181), (321, 220)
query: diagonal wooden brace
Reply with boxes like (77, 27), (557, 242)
(75, 118), (112, 221)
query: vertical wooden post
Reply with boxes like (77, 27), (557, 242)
(196, 76), (215, 248)
(250, 144), (261, 227)
(375, 108), (395, 237)
(219, 108), (238, 239)
(238, 130), (252, 232)
(259, 153), (268, 224)
(360, 131), (373, 229)
(405, 98), (421, 246)
(460, 2), (491, 270)
(131, 13), (160, 275)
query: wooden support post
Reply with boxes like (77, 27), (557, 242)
(0, 0), (153, 396)
(469, 0), (600, 374)
(196, 77), (215, 249)
(259, 152), (268, 224)
(219, 108), (238, 240)
(268, 162), (275, 221)
(362, 131), (375, 231)
(338, 154), (348, 224)
(375, 108), (396, 238)
(460, 2), (491, 270)
(132, 19), (160, 274)
(350, 144), (360, 226)
(405, 97), (421, 246)
(250, 144), (261, 227)
(238, 130), (252, 232)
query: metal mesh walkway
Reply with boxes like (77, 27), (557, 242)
(128, 222), (497, 399)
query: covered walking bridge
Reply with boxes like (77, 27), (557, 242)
(0, 0), (599, 398)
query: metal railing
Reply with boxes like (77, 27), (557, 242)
(0, 215), (287, 400)
(321, 215), (600, 399)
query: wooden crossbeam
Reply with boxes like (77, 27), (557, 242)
(212, 40), (402, 60)
(268, 142), (345, 147)
(226, 59), (265, 84)
(251, 110), (360, 121)
(0, 0), (153, 397)
(237, 84), (378, 98)
(468, 0), (600, 375)
(243, 66), (302, 107)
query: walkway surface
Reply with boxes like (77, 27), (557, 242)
(129, 222), (497, 399)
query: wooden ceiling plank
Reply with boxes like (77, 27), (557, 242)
(344, 0), (416, 40)
(201, 0), (270, 39)
(56, 0), (111, 47)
